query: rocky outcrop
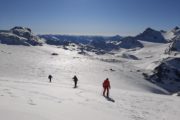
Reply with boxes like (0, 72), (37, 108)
(147, 58), (180, 93)
(0, 26), (43, 46)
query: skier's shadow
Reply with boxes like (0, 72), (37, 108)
(104, 96), (115, 103)
(73, 86), (78, 89)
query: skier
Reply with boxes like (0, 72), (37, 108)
(103, 78), (111, 98)
(48, 75), (53, 83)
(72, 75), (78, 88)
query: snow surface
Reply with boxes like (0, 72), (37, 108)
(0, 44), (180, 120)
(162, 31), (175, 41)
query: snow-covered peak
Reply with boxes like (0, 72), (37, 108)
(162, 32), (175, 41)
(0, 26), (43, 46)
(172, 26), (180, 32)
(171, 26), (180, 35)
(11, 26), (31, 32)
(161, 26), (180, 42)
(135, 28), (166, 43)
(144, 27), (156, 32)
(10, 27), (32, 37)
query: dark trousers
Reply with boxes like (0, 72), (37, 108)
(74, 81), (77, 88)
(103, 87), (109, 97)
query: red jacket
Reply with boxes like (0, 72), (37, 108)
(103, 79), (110, 88)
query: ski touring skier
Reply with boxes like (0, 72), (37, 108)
(72, 75), (78, 88)
(48, 75), (53, 83)
(103, 78), (111, 98)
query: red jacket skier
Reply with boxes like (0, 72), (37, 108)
(103, 78), (111, 98)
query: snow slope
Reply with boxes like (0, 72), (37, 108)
(0, 44), (167, 93)
(135, 28), (166, 43)
(0, 44), (180, 120)
(162, 31), (175, 41)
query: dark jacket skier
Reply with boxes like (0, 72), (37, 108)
(73, 75), (78, 88)
(48, 75), (53, 83)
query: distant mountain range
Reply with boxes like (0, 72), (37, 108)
(0, 26), (180, 53)
(39, 26), (180, 52)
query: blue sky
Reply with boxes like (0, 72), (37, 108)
(0, 0), (180, 36)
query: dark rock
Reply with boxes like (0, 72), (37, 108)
(148, 58), (180, 93)
(110, 68), (115, 71)
(51, 53), (58, 55)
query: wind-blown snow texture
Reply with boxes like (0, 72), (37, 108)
(0, 26), (180, 120)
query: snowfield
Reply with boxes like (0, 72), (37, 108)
(0, 44), (180, 120)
